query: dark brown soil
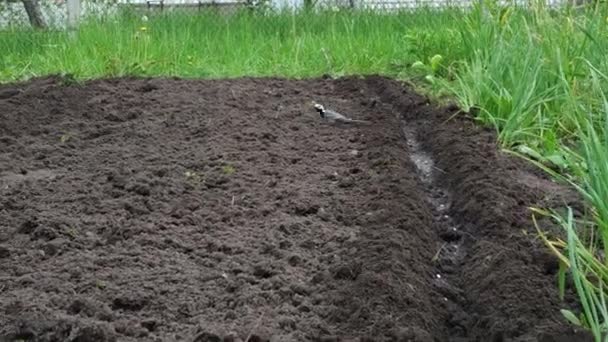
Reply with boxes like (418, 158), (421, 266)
(0, 75), (593, 342)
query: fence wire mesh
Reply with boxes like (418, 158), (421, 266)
(1, 0), (567, 29)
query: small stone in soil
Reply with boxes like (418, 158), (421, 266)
(287, 254), (302, 266)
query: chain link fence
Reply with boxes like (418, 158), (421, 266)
(0, 0), (567, 29)
(0, 0), (117, 28)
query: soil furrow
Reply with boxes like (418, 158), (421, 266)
(400, 123), (468, 340)
(366, 76), (592, 342)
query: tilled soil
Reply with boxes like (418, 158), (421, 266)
(0, 75), (593, 342)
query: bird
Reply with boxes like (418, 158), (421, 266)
(312, 102), (370, 126)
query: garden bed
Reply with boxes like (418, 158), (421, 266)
(0, 75), (591, 341)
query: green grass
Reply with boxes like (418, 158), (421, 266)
(532, 65), (608, 340)
(0, 7), (467, 80)
(3, 3), (608, 340)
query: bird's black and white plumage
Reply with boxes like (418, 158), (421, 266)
(313, 103), (370, 125)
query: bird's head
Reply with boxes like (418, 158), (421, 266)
(313, 103), (325, 117)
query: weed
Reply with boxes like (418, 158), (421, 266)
(63, 226), (78, 239)
(221, 164), (236, 175)
(59, 133), (71, 143)
(59, 73), (78, 86)
(95, 279), (106, 290)
(185, 170), (203, 186)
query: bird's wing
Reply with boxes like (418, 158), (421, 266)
(326, 110), (349, 120)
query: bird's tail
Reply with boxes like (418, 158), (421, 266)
(348, 119), (371, 125)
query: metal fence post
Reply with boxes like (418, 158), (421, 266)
(67, 0), (81, 30)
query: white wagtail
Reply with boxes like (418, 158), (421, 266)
(313, 103), (370, 126)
